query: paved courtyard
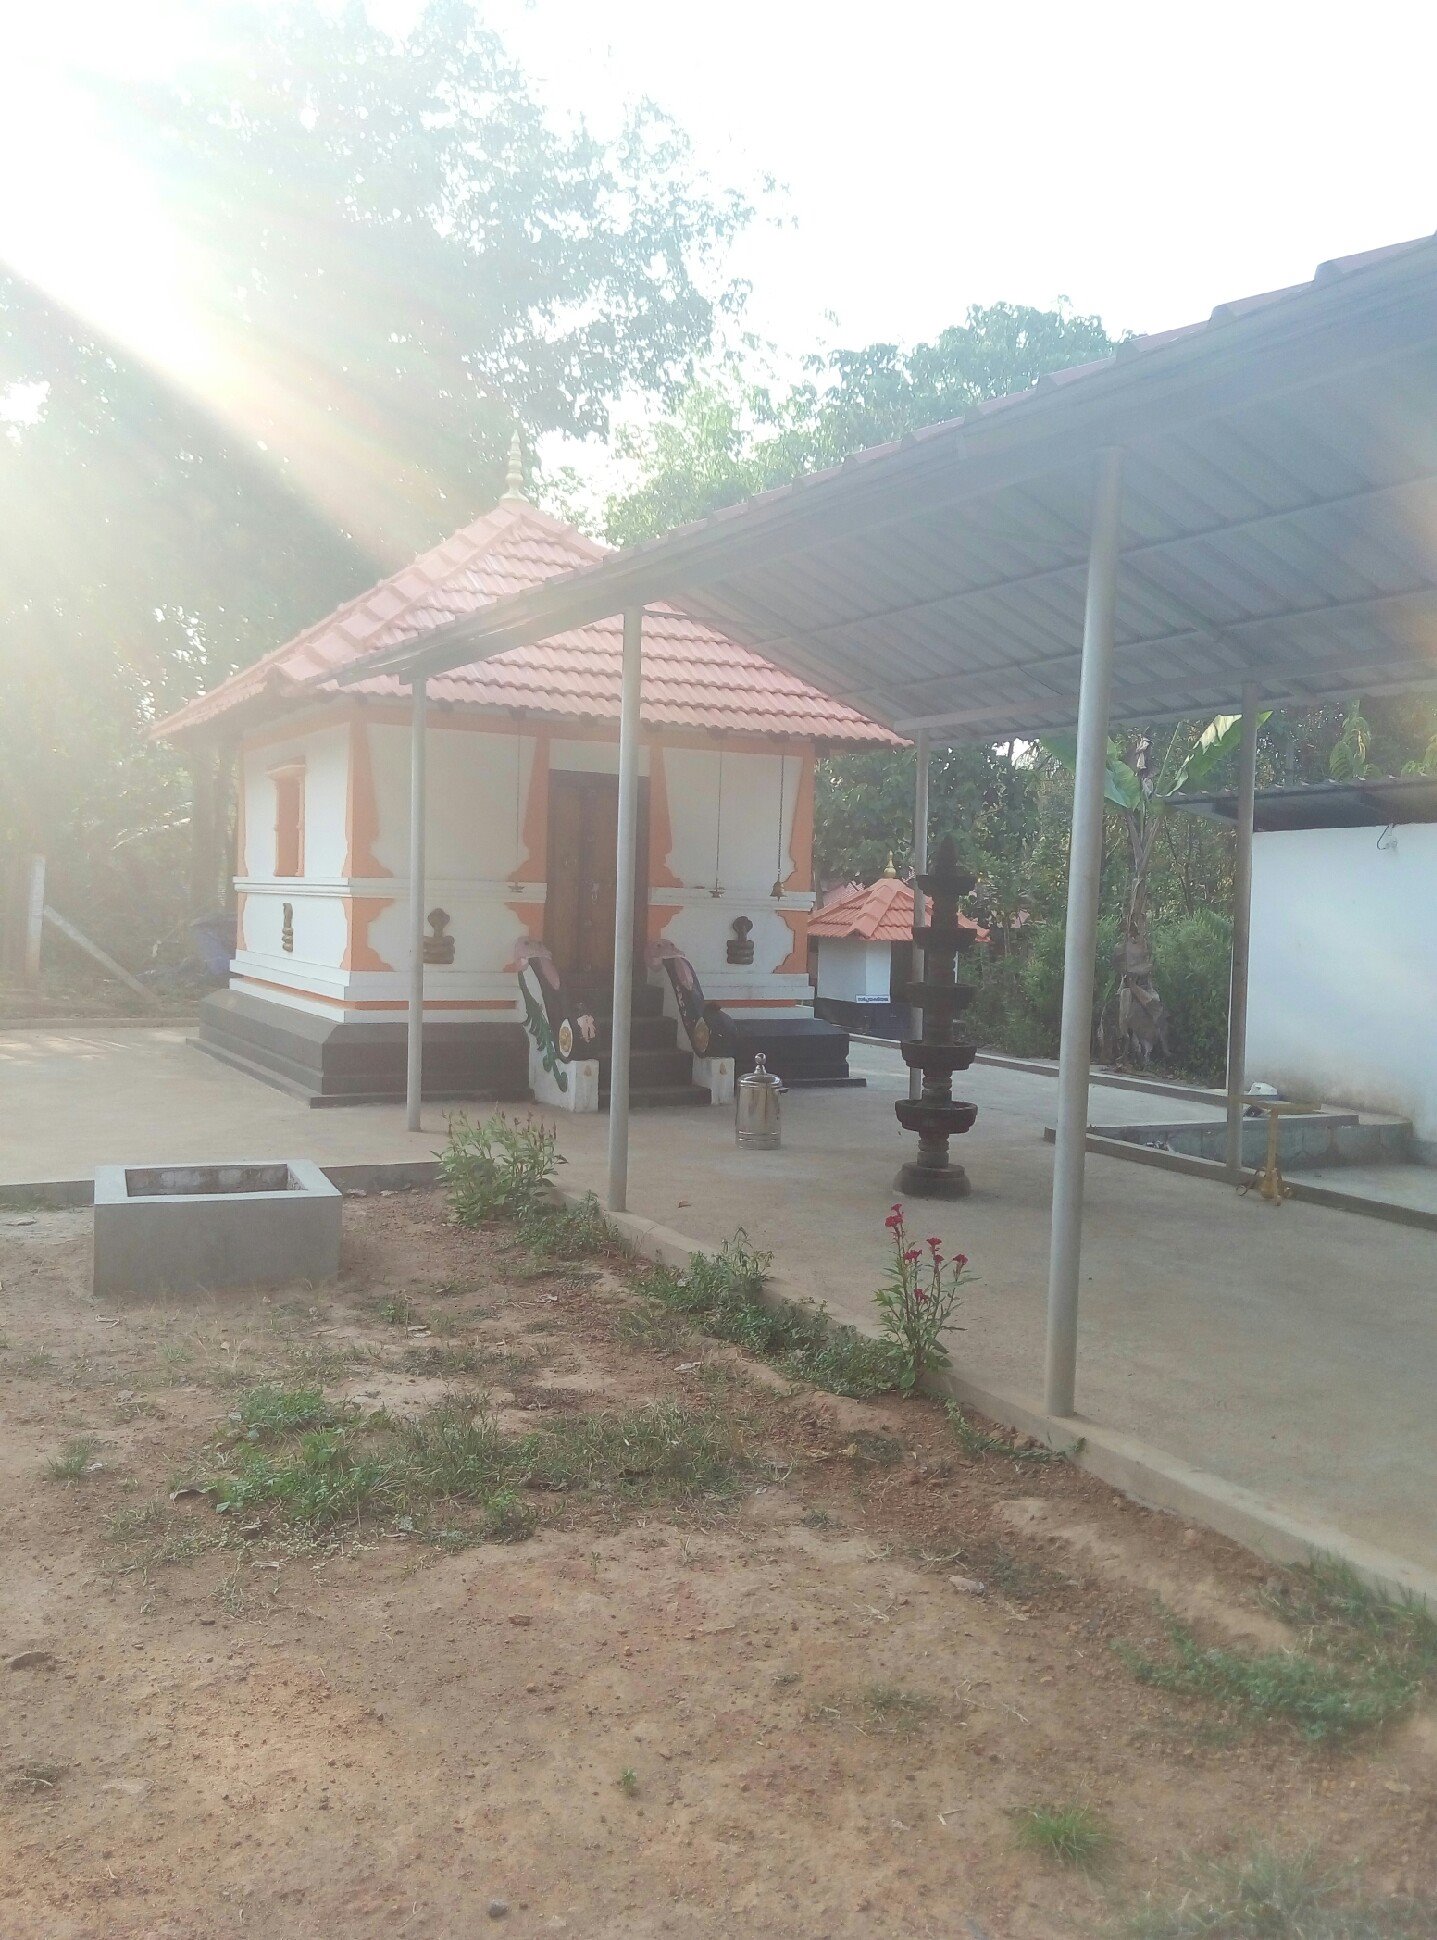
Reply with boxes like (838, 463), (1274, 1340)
(3, 1025), (1434, 1587)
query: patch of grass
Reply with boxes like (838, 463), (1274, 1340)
(1119, 1615), (1418, 1743)
(518, 1400), (747, 1508)
(614, 1304), (693, 1354)
(1122, 1846), (1437, 1939)
(377, 1296), (421, 1328)
(862, 1683), (936, 1737)
(618, 1766), (638, 1796)
(44, 1437), (100, 1482)
(516, 1191), (625, 1263)
(947, 1403), (1078, 1464)
(482, 1487), (538, 1543)
(106, 1499), (167, 1540)
(402, 1341), (521, 1380)
(209, 1428), (392, 1532)
(237, 1384), (343, 1439)
(20, 1349), (56, 1376)
(1122, 1558), (1437, 1743)
(634, 1234), (897, 1398)
(9, 1761), (64, 1796)
(1012, 1802), (1112, 1869)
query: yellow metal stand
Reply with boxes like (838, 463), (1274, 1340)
(1238, 1098), (1300, 1203)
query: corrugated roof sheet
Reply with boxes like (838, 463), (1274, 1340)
(341, 234), (1437, 743)
(809, 875), (987, 943)
(156, 500), (899, 746)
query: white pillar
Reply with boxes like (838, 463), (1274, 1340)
(405, 677), (428, 1133)
(1045, 447), (1124, 1418)
(1225, 683), (1260, 1178)
(606, 609), (644, 1211)
(909, 728), (930, 1101)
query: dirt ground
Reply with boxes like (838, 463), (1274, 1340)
(0, 1190), (1432, 1940)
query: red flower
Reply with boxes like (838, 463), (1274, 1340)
(902, 1246), (921, 1264)
(953, 1252), (969, 1271)
(927, 1236), (942, 1253)
(890, 1203), (903, 1214)
(884, 1213), (903, 1231)
(915, 1289), (929, 1305)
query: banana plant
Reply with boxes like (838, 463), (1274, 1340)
(1041, 715), (1266, 1067)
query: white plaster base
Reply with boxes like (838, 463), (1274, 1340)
(529, 1042), (599, 1112)
(692, 1055), (735, 1104)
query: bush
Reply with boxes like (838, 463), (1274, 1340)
(1151, 908), (1231, 1082)
(439, 1113), (562, 1225)
(970, 913), (1119, 1060)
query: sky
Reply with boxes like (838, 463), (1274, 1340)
(3, 0), (1436, 492)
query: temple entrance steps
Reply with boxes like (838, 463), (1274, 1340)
(586, 981), (713, 1111)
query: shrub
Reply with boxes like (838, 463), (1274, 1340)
(439, 1113), (562, 1225)
(1151, 908), (1232, 1082)
(873, 1203), (970, 1394)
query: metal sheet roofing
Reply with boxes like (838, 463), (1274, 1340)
(155, 500), (900, 746)
(1172, 773), (1437, 830)
(341, 234), (1437, 743)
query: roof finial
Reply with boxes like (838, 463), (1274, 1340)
(501, 430), (527, 503)
(883, 851), (898, 878)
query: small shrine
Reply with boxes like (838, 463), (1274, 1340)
(894, 834), (980, 1197)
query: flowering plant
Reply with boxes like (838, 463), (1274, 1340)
(873, 1203), (970, 1395)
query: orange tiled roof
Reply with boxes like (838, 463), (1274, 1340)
(156, 500), (899, 747)
(809, 875), (988, 943)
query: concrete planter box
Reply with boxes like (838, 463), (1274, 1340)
(93, 1161), (341, 1298)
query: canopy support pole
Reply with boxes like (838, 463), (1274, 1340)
(909, 727), (931, 1102)
(1225, 683), (1261, 1177)
(607, 608), (644, 1212)
(405, 677), (428, 1134)
(1045, 447), (1124, 1418)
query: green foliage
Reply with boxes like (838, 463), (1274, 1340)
(1118, 1557), (1437, 1741)
(1123, 1846), (1437, 1939)
(44, 1437), (100, 1482)
(1150, 910), (1233, 1080)
(1011, 1802), (1112, 1869)
(946, 1404), (1071, 1464)
(237, 1384), (341, 1439)
(212, 1429), (391, 1531)
(3, 1), (748, 952)
(515, 1191), (625, 1263)
(634, 1234), (896, 1398)
(873, 1204), (970, 1394)
(440, 1113), (562, 1226)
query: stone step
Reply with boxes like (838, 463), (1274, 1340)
(599, 1083), (713, 1110)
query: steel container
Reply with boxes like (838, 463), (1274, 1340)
(735, 1052), (783, 1149)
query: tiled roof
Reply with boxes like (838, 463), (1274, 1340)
(809, 875), (987, 944)
(156, 500), (899, 746)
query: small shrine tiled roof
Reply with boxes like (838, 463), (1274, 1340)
(156, 498), (900, 748)
(809, 874), (988, 944)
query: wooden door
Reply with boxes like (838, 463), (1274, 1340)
(545, 772), (647, 983)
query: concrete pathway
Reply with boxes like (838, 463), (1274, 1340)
(3, 1026), (1434, 1581)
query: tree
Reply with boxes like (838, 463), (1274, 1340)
(1041, 717), (1261, 1067)
(1, 1), (750, 954)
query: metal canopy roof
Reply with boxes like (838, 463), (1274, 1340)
(1172, 773), (1437, 831)
(335, 235), (1437, 743)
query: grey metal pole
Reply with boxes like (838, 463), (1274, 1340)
(1045, 447), (1124, 1418)
(606, 609), (644, 1212)
(909, 728), (930, 1102)
(405, 677), (428, 1133)
(1225, 683), (1261, 1178)
(22, 854), (45, 987)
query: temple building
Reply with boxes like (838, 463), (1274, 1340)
(811, 863), (986, 1040)
(156, 459), (898, 1106)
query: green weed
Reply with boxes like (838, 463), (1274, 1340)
(862, 1683), (936, 1737)
(947, 1403), (1075, 1463)
(618, 1766), (638, 1796)
(210, 1428), (391, 1531)
(44, 1437), (100, 1481)
(1012, 1802), (1112, 1869)
(440, 1112), (561, 1225)
(237, 1384), (342, 1438)
(634, 1234), (896, 1398)
(516, 1191), (624, 1263)
(1122, 1846), (1437, 1938)
(1120, 1615), (1419, 1743)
